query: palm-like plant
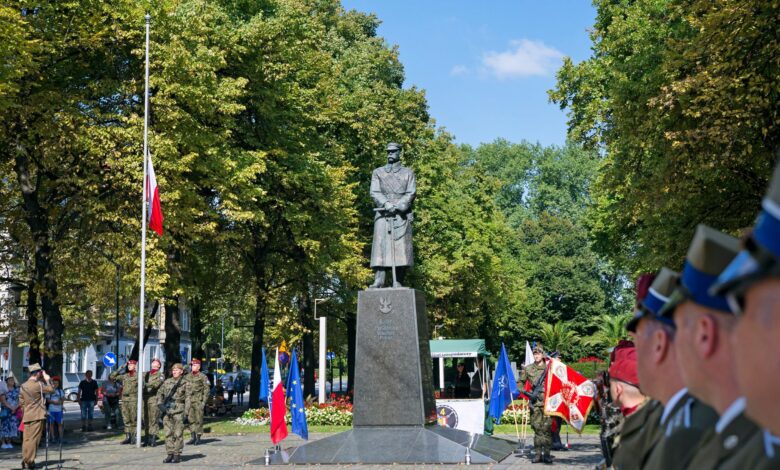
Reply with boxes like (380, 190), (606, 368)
(537, 321), (580, 356)
(583, 313), (633, 355)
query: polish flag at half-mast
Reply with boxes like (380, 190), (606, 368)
(146, 152), (163, 236)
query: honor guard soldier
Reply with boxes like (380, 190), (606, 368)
(520, 345), (553, 464)
(607, 340), (661, 470)
(185, 358), (210, 445)
(649, 225), (740, 469)
(111, 359), (140, 445)
(143, 358), (165, 447)
(710, 161), (780, 468)
(628, 268), (699, 470)
(157, 363), (191, 464)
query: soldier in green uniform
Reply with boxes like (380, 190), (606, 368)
(607, 340), (662, 470)
(157, 362), (191, 464)
(710, 162), (780, 469)
(184, 358), (210, 445)
(143, 358), (166, 447)
(650, 226), (761, 469)
(520, 345), (552, 464)
(626, 268), (689, 469)
(111, 359), (140, 445)
(649, 225), (742, 469)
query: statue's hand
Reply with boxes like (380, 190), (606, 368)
(383, 202), (395, 212)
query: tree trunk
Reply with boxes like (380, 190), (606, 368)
(163, 298), (182, 373)
(190, 301), (204, 361)
(15, 151), (64, 376)
(345, 313), (356, 394)
(248, 289), (267, 409)
(25, 284), (41, 367)
(300, 293), (315, 399)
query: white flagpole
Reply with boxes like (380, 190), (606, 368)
(136, 12), (151, 448)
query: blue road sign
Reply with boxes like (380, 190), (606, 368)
(103, 352), (117, 368)
(326, 351), (335, 360)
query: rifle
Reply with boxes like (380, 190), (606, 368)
(593, 371), (615, 469)
(157, 372), (186, 426)
(519, 362), (549, 405)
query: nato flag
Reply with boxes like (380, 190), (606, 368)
(259, 347), (270, 403)
(488, 343), (520, 422)
(286, 349), (308, 440)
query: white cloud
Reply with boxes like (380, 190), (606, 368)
(482, 39), (563, 79)
(450, 64), (469, 76)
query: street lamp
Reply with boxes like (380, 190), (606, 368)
(314, 298), (329, 403)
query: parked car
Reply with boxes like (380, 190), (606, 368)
(63, 372), (85, 401)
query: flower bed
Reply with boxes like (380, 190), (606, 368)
(499, 402), (530, 424)
(236, 397), (353, 427)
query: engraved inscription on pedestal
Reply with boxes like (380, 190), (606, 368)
(353, 288), (436, 426)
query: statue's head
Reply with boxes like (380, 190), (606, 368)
(386, 142), (402, 164)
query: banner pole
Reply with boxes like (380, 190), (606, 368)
(136, 12), (151, 448)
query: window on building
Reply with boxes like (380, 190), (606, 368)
(181, 310), (190, 332)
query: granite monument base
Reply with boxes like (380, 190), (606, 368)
(273, 288), (515, 464)
(274, 425), (517, 464)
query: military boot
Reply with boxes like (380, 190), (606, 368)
(186, 432), (196, 445)
(121, 433), (132, 445)
(543, 450), (553, 464)
(532, 448), (543, 463)
(195, 434), (202, 445)
(148, 435), (157, 447)
(172, 455), (181, 464)
(163, 454), (174, 463)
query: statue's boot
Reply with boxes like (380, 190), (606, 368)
(369, 270), (385, 289)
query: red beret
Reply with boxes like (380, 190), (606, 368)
(128, 359), (138, 364)
(191, 358), (201, 365)
(51, 376), (61, 382)
(609, 342), (639, 387)
(635, 273), (656, 307)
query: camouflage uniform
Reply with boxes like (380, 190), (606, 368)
(143, 369), (166, 445)
(520, 361), (552, 459)
(157, 373), (191, 460)
(184, 371), (210, 443)
(110, 367), (140, 443)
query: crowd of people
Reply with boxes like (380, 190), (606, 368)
(0, 357), (250, 468)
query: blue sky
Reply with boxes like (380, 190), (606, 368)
(341, 1), (596, 147)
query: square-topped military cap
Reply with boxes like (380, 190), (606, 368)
(627, 267), (678, 332)
(660, 225), (740, 318)
(711, 161), (780, 297)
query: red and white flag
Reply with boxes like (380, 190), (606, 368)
(543, 359), (596, 433)
(146, 152), (163, 236)
(270, 348), (288, 444)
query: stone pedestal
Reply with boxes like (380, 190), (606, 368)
(275, 288), (516, 465)
(353, 288), (435, 426)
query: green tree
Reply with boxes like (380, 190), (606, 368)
(583, 313), (633, 356)
(537, 321), (580, 359)
(550, 0), (780, 273)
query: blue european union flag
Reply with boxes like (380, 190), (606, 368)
(259, 347), (270, 403)
(488, 343), (520, 422)
(286, 349), (308, 440)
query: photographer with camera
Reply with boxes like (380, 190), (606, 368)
(19, 363), (54, 469)
(156, 363), (191, 464)
(520, 345), (553, 464)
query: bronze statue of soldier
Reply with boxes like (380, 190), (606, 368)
(369, 142), (416, 288)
